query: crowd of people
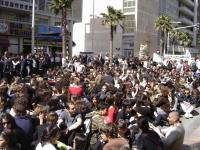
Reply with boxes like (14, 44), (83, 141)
(0, 51), (199, 150)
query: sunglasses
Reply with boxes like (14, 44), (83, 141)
(2, 121), (10, 126)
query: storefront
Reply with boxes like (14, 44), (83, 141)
(0, 20), (9, 55)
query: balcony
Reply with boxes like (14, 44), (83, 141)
(0, 0), (38, 12)
(0, 15), (31, 24)
(179, 17), (193, 25)
(179, 6), (194, 18)
(179, 0), (194, 8)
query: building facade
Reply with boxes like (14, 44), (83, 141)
(73, 0), (123, 56)
(121, 0), (159, 57)
(125, 0), (199, 57)
(122, 0), (135, 57)
(84, 17), (122, 56)
(196, 0), (200, 48)
(160, 0), (198, 50)
(0, 0), (82, 55)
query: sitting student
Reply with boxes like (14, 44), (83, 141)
(135, 116), (163, 150)
(32, 111), (59, 148)
(85, 102), (109, 149)
(35, 125), (60, 150)
(0, 129), (21, 150)
(156, 111), (185, 150)
(104, 97), (118, 124)
(1, 113), (30, 150)
(56, 101), (82, 146)
(0, 96), (10, 118)
(190, 88), (200, 108)
(179, 88), (194, 118)
(100, 124), (130, 150)
(153, 85), (171, 126)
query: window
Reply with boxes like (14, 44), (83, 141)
(29, 6), (32, 10)
(25, 5), (28, 9)
(123, 15), (135, 33)
(5, 1), (9, 6)
(123, 0), (135, 8)
(20, 4), (23, 8)
(15, 3), (19, 8)
(10, 2), (13, 7)
(0, 0), (3, 5)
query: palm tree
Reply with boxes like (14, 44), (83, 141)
(101, 6), (124, 65)
(169, 28), (180, 55)
(49, 0), (74, 66)
(178, 32), (192, 51)
(155, 15), (173, 56)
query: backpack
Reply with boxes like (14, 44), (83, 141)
(190, 62), (197, 72)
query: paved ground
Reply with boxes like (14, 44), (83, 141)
(182, 107), (200, 150)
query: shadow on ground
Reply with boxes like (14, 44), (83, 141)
(183, 143), (200, 150)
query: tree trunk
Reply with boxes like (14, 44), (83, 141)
(160, 32), (164, 56)
(109, 26), (113, 66)
(62, 7), (67, 67)
(163, 31), (167, 57)
(172, 42), (175, 55)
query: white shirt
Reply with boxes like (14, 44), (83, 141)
(196, 60), (200, 70)
(35, 142), (57, 150)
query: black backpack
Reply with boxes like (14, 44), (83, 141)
(190, 62), (197, 72)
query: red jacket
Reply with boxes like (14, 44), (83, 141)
(104, 105), (118, 124)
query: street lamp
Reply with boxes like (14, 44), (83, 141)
(31, 0), (35, 54)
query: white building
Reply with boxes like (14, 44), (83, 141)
(73, 0), (123, 56)
(84, 17), (122, 56)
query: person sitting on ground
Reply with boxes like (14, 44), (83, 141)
(1, 113), (30, 150)
(155, 111), (185, 150)
(134, 116), (163, 150)
(56, 101), (82, 146)
(35, 125), (60, 150)
(0, 129), (21, 150)
(85, 102), (109, 149)
(32, 111), (59, 148)
(153, 85), (171, 126)
(101, 124), (130, 150)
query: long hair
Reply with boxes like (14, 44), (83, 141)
(41, 125), (60, 146)
(1, 113), (17, 129)
(137, 116), (149, 133)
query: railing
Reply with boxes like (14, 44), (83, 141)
(0, 16), (31, 24)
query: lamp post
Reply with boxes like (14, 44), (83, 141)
(31, 0), (35, 54)
(167, 23), (199, 56)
